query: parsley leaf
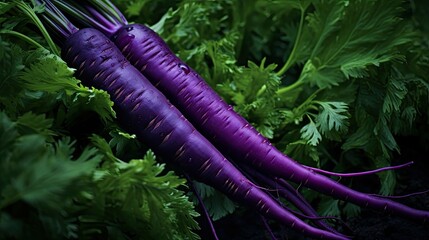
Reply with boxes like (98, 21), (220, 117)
(297, 0), (413, 88)
(300, 116), (322, 146)
(316, 101), (349, 135)
(19, 51), (115, 123)
(0, 112), (102, 239)
(89, 135), (200, 240)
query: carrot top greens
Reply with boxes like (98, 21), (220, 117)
(0, 1), (199, 239)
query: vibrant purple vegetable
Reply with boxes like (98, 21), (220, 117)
(118, 23), (429, 222)
(36, 1), (349, 239)
(55, 0), (429, 224)
(241, 163), (347, 235)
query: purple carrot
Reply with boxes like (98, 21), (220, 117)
(241, 163), (348, 235)
(63, 29), (349, 240)
(185, 174), (220, 240)
(34, 1), (350, 239)
(304, 161), (414, 177)
(54, 0), (429, 224)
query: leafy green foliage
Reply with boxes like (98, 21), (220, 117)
(0, 40), (24, 101)
(19, 51), (115, 123)
(15, 112), (55, 138)
(300, 117), (322, 146)
(116, 0), (429, 219)
(316, 101), (349, 138)
(0, 112), (199, 240)
(2, 0), (429, 237)
(87, 136), (200, 240)
(0, 2), (201, 238)
(217, 61), (282, 138)
(0, 112), (101, 240)
(298, 0), (413, 89)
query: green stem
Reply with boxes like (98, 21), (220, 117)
(14, 1), (59, 56)
(0, 30), (45, 49)
(232, 0), (252, 61)
(256, 84), (267, 97)
(276, 76), (305, 95)
(276, 6), (305, 76)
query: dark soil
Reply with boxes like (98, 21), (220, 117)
(196, 136), (429, 240)
(345, 136), (429, 240)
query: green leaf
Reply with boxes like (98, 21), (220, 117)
(282, 92), (318, 125)
(108, 130), (142, 160)
(315, 101), (349, 134)
(121, 0), (147, 17)
(300, 0), (412, 88)
(217, 61), (282, 138)
(1, 135), (101, 211)
(0, 112), (18, 156)
(378, 167), (397, 196)
(285, 139), (320, 167)
(19, 52), (115, 122)
(0, 41), (24, 101)
(16, 112), (54, 138)
(382, 68), (408, 114)
(375, 116), (399, 154)
(300, 60), (345, 88)
(204, 31), (240, 86)
(397, 106), (417, 132)
(154, 1), (229, 50)
(18, 51), (79, 92)
(67, 86), (116, 123)
(0, 112), (103, 240)
(300, 117), (322, 146)
(0, 2), (15, 15)
(318, 199), (340, 217)
(342, 203), (361, 218)
(88, 137), (200, 240)
(342, 110), (375, 151)
(192, 181), (236, 221)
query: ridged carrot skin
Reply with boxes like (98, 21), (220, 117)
(61, 28), (349, 240)
(111, 23), (429, 223)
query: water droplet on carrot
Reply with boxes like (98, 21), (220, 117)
(178, 63), (190, 74)
(122, 33), (135, 43)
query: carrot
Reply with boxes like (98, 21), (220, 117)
(53, 0), (429, 224)
(33, 1), (350, 239)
